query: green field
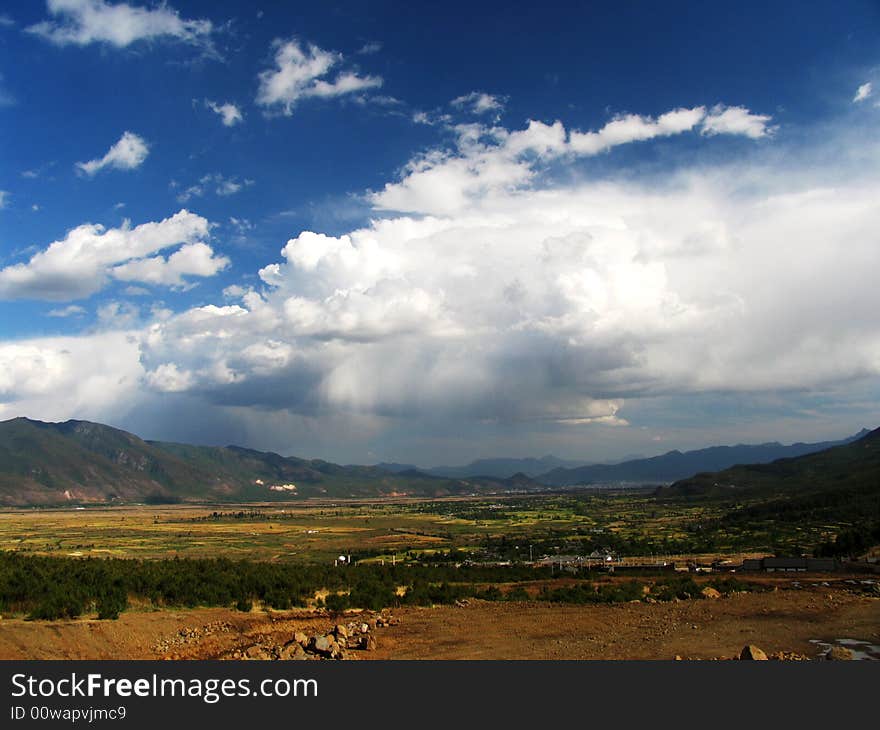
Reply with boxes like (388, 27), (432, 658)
(0, 490), (854, 565)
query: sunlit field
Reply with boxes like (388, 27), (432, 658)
(0, 491), (845, 565)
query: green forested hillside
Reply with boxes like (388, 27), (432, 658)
(0, 418), (530, 505)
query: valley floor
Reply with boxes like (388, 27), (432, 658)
(0, 575), (876, 660)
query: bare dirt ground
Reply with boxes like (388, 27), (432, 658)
(0, 576), (877, 660)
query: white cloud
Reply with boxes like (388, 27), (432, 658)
(0, 209), (212, 301)
(451, 91), (505, 116)
(853, 82), (872, 103)
(47, 304), (86, 317)
(569, 107), (707, 154)
(223, 284), (247, 298)
(700, 104), (775, 138)
(0, 14), (15, 27)
(112, 241), (229, 288)
(0, 191), (8, 208)
(372, 105), (773, 215)
(76, 131), (149, 176)
(96, 300), (140, 327)
(27, 0), (213, 49)
(4, 105), (878, 457)
(145, 362), (194, 392)
(205, 99), (243, 126)
(256, 38), (382, 115)
(127, 109), (880, 432)
(0, 331), (144, 423)
(357, 41), (382, 55)
(176, 173), (253, 203)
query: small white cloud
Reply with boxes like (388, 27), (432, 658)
(0, 191), (8, 208)
(451, 91), (505, 116)
(229, 216), (253, 232)
(32, 204), (40, 212)
(853, 82), (872, 103)
(76, 131), (149, 176)
(123, 285), (150, 296)
(0, 209), (210, 301)
(97, 300), (140, 328)
(47, 304), (86, 318)
(205, 99), (243, 126)
(0, 14), (15, 27)
(223, 284), (246, 298)
(21, 162), (55, 179)
(27, 0), (213, 49)
(569, 107), (707, 155)
(256, 38), (382, 115)
(111, 241), (230, 288)
(176, 173), (252, 203)
(700, 104), (775, 139)
(357, 41), (382, 55)
(217, 178), (253, 196)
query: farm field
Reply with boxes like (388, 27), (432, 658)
(0, 491), (847, 565)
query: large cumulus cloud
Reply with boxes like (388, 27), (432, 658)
(4, 108), (880, 461)
(136, 117), (880, 429)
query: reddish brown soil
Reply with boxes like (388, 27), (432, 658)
(0, 577), (877, 660)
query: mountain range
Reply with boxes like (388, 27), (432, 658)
(0, 416), (873, 507)
(535, 431), (870, 486)
(658, 425), (880, 500)
(0, 417), (537, 506)
(378, 455), (590, 479)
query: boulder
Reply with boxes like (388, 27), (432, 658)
(358, 634), (378, 651)
(309, 634), (337, 658)
(701, 587), (722, 600)
(245, 645), (271, 660)
(293, 631), (308, 646)
(825, 646), (854, 661)
(334, 623), (349, 639)
(740, 645), (768, 660)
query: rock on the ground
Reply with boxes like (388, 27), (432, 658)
(701, 587), (722, 600)
(309, 634), (338, 658)
(245, 645), (272, 660)
(825, 646), (853, 661)
(740, 645), (768, 660)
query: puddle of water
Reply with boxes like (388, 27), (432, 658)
(809, 638), (880, 660)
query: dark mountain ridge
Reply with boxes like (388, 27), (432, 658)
(0, 418), (531, 506)
(537, 430), (870, 486)
(657, 426), (880, 500)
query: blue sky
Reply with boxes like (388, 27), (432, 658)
(1, 0), (879, 465)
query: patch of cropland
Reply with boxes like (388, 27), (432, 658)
(0, 551), (761, 621)
(0, 485), (870, 566)
(0, 417), (533, 506)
